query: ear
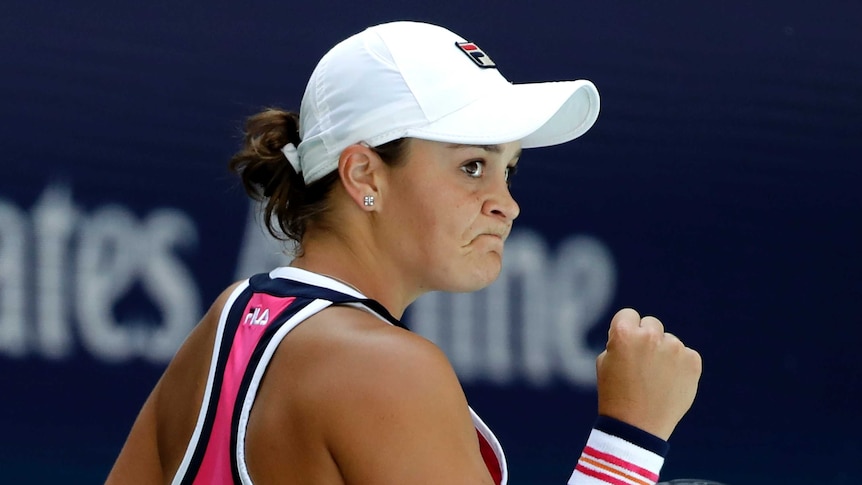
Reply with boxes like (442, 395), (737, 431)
(337, 143), (385, 211)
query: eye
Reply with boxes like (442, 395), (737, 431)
(461, 160), (485, 178)
(505, 164), (518, 186)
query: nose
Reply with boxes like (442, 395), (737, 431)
(484, 182), (521, 223)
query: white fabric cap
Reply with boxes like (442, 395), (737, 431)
(295, 21), (600, 184)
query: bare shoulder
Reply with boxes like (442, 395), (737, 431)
(297, 305), (460, 401)
(279, 305), (493, 484)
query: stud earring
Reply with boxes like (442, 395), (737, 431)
(363, 195), (375, 207)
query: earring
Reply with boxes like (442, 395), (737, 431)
(363, 195), (375, 207)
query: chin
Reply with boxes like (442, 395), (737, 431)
(445, 258), (503, 293)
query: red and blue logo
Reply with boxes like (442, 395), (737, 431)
(456, 41), (497, 68)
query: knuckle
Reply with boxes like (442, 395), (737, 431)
(607, 321), (633, 343)
(610, 308), (641, 332)
(643, 324), (665, 344)
(663, 331), (682, 346)
(687, 348), (703, 371)
(640, 315), (665, 333)
(615, 308), (641, 323)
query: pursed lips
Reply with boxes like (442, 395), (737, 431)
(470, 226), (511, 244)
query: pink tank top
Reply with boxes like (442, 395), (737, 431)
(169, 267), (507, 485)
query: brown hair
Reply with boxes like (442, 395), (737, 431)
(228, 108), (409, 246)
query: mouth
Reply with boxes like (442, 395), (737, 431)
(485, 227), (511, 241)
(469, 229), (509, 245)
(463, 226), (511, 248)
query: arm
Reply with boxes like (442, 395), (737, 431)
(569, 308), (702, 484)
(105, 383), (164, 484)
(319, 307), (698, 485)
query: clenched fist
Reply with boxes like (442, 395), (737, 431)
(596, 308), (702, 441)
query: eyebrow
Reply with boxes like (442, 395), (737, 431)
(446, 143), (502, 153)
(445, 143), (522, 160)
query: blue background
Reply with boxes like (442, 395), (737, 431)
(2, 1), (861, 484)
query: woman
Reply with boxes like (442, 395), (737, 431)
(107, 21), (701, 484)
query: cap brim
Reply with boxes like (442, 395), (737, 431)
(403, 79), (600, 148)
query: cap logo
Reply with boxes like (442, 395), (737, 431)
(455, 41), (496, 68)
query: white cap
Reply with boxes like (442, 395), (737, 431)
(291, 21), (600, 184)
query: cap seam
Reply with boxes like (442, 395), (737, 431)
(313, 52), (334, 157)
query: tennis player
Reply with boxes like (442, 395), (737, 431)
(107, 21), (701, 484)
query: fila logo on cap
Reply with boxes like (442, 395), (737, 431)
(455, 41), (496, 68)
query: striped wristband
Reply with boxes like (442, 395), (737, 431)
(568, 416), (668, 485)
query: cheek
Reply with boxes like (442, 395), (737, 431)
(384, 185), (448, 258)
(410, 185), (472, 236)
(436, 196), (479, 247)
(452, 192), (485, 238)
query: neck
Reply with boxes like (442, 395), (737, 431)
(290, 227), (419, 319)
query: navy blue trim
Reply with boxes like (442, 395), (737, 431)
(181, 286), (254, 485)
(249, 273), (407, 329)
(595, 415), (670, 457)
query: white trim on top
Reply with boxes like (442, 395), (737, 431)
(470, 406), (509, 485)
(269, 266), (366, 299)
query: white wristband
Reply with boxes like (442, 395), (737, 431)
(568, 428), (664, 485)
